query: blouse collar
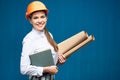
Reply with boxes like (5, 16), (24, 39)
(32, 28), (45, 38)
(32, 28), (45, 34)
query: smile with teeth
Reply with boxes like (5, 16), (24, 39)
(36, 22), (44, 27)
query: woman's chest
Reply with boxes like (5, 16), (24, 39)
(32, 37), (52, 52)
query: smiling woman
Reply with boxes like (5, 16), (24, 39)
(20, 1), (66, 80)
(29, 11), (47, 32)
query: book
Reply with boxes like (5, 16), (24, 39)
(29, 49), (54, 67)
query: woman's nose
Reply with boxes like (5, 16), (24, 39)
(38, 18), (42, 22)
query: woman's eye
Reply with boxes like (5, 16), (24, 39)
(41, 15), (46, 18)
(33, 16), (38, 19)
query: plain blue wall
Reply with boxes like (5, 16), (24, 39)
(0, 0), (120, 80)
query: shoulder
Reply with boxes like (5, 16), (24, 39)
(22, 31), (34, 44)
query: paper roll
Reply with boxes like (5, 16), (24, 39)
(58, 31), (88, 54)
(63, 35), (95, 58)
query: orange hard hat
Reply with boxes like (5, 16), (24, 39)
(26, 1), (48, 19)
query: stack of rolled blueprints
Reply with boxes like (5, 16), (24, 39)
(58, 31), (95, 58)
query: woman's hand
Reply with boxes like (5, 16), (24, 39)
(58, 54), (66, 64)
(43, 66), (58, 75)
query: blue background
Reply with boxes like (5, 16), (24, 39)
(0, 0), (120, 80)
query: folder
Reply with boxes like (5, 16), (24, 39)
(29, 49), (54, 67)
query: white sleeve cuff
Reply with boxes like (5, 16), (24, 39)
(37, 67), (44, 76)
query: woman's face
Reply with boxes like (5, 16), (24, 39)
(29, 11), (47, 31)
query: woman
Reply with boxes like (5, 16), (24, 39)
(20, 1), (66, 80)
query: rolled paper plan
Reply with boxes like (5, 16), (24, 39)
(63, 35), (95, 58)
(58, 31), (88, 54)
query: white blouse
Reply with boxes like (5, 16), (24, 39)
(20, 28), (58, 77)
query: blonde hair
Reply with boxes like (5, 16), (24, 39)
(44, 28), (58, 52)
